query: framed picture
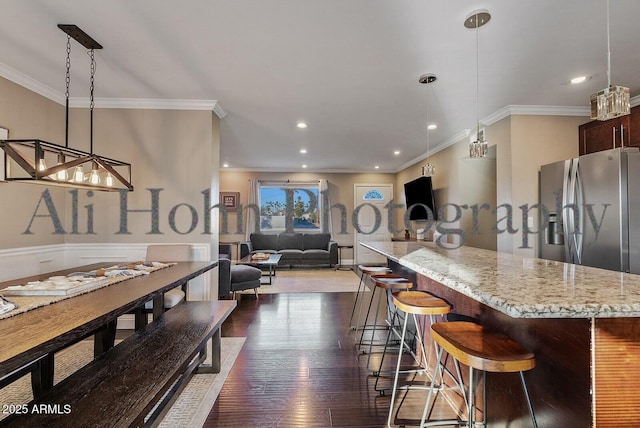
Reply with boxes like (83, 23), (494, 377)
(220, 192), (240, 212)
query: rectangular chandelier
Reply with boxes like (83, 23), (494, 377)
(0, 139), (133, 191)
(590, 85), (631, 121)
(0, 25), (134, 192)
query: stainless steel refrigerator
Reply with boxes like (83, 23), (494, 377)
(538, 147), (640, 274)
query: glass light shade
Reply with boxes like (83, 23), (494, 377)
(422, 163), (435, 176)
(54, 153), (69, 181)
(88, 166), (101, 185)
(590, 85), (630, 121)
(56, 168), (69, 181)
(469, 139), (488, 158)
(105, 172), (114, 187)
(37, 158), (47, 172)
(72, 166), (85, 183)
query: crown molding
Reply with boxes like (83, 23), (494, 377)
(0, 62), (64, 104)
(396, 104), (595, 173)
(0, 61), (226, 117)
(482, 105), (591, 127)
(69, 97), (226, 116)
(396, 129), (471, 173)
(483, 97), (639, 125)
(221, 166), (397, 174)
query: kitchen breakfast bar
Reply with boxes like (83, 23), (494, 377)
(362, 241), (640, 428)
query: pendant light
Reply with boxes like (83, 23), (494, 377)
(0, 25), (133, 191)
(466, 10), (491, 158)
(419, 73), (436, 177)
(590, 0), (630, 121)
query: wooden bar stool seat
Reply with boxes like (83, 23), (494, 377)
(386, 291), (451, 427)
(419, 321), (537, 428)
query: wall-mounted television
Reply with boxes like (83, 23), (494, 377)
(404, 176), (437, 221)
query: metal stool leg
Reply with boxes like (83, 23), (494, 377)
(387, 311), (409, 428)
(357, 285), (381, 348)
(363, 285), (393, 353)
(349, 270), (366, 329)
(520, 371), (538, 428)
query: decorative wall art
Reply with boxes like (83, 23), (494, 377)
(220, 192), (240, 212)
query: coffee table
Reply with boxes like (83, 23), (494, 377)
(237, 253), (282, 285)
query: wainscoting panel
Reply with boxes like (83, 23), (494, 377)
(0, 244), (66, 275)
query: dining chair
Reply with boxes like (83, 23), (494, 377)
(137, 244), (192, 329)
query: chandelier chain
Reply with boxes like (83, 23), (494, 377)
(89, 49), (95, 111)
(65, 35), (71, 100)
(88, 48), (96, 154)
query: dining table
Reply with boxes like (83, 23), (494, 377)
(0, 260), (217, 397)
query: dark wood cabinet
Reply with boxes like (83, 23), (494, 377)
(579, 105), (639, 155)
(630, 105), (640, 148)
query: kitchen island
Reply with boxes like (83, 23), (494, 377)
(362, 241), (640, 428)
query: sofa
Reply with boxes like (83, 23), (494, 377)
(240, 233), (338, 268)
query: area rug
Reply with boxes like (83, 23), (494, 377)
(0, 337), (245, 427)
(243, 268), (361, 294)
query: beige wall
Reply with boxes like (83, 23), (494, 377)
(395, 135), (497, 249)
(63, 108), (216, 244)
(493, 117), (514, 253)
(396, 114), (588, 255)
(0, 78), (67, 249)
(0, 76), (220, 250)
(219, 171), (396, 247)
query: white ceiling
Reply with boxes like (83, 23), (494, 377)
(1, 0), (639, 173)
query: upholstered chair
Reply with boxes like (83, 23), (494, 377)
(137, 244), (191, 328)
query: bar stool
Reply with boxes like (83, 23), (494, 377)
(387, 291), (451, 428)
(363, 274), (413, 365)
(349, 265), (391, 331)
(420, 321), (537, 428)
(357, 273), (411, 350)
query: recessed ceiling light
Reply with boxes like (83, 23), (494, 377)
(570, 76), (590, 84)
(297, 122), (308, 129)
(300, 148), (308, 154)
(427, 124), (438, 130)
(568, 75), (591, 85)
(374, 165), (380, 169)
(393, 150), (400, 156)
(222, 163), (229, 168)
(302, 164), (307, 168)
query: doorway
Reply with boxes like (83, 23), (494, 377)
(353, 184), (393, 265)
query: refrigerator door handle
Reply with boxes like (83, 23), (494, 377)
(573, 159), (584, 264)
(562, 159), (574, 263)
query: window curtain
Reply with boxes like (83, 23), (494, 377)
(320, 179), (333, 236)
(245, 179), (259, 240)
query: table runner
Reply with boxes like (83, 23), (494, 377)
(0, 262), (175, 320)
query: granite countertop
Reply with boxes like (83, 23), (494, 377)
(361, 241), (640, 319)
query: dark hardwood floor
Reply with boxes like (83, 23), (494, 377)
(204, 289), (457, 427)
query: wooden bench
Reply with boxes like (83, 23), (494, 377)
(2, 300), (236, 428)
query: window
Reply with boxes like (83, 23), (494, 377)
(258, 181), (322, 232)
